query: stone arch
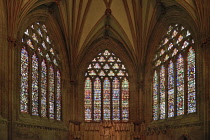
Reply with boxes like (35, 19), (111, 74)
(76, 36), (138, 122)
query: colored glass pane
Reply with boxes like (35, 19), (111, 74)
(122, 78), (129, 121)
(49, 65), (55, 119)
(177, 54), (184, 115)
(42, 41), (47, 50)
(20, 47), (29, 113)
(85, 77), (92, 121)
(27, 39), (34, 49)
(94, 77), (101, 121)
(84, 50), (129, 121)
(56, 70), (62, 120)
(153, 71), (158, 120)
(187, 47), (196, 113)
(160, 65), (166, 119)
(94, 63), (101, 69)
(112, 77), (120, 120)
(103, 77), (111, 120)
(168, 60), (174, 117)
(32, 53), (39, 115)
(108, 56), (115, 62)
(41, 60), (47, 117)
(98, 56), (105, 62)
(32, 33), (38, 43)
(37, 28), (43, 37)
(103, 64), (110, 69)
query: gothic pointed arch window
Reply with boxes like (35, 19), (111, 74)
(153, 24), (196, 120)
(84, 50), (129, 121)
(20, 22), (62, 120)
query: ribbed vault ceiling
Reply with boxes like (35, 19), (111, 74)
(8, 0), (198, 70)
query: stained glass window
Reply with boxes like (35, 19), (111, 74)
(32, 53), (39, 115)
(85, 77), (92, 121)
(177, 54), (184, 115)
(122, 77), (129, 121)
(103, 77), (111, 120)
(20, 22), (62, 120)
(56, 70), (62, 120)
(168, 61), (174, 117)
(153, 71), (158, 120)
(112, 77), (120, 120)
(20, 47), (29, 113)
(160, 66), (166, 119)
(94, 77), (101, 121)
(153, 24), (196, 120)
(41, 60), (47, 117)
(84, 50), (129, 121)
(49, 65), (55, 119)
(187, 47), (196, 113)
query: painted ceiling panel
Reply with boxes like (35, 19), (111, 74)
(111, 0), (134, 49)
(127, 0), (136, 34)
(78, 0), (106, 51)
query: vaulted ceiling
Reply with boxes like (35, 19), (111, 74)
(7, 0), (207, 76)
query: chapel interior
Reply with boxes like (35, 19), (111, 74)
(0, 0), (210, 140)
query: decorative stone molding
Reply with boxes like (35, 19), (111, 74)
(69, 121), (142, 139)
(15, 122), (68, 132)
(145, 122), (204, 136)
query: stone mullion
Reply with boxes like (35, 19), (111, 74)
(46, 61), (50, 119)
(37, 53), (42, 117)
(101, 77), (104, 121)
(110, 77), (113, 121)
(119, 78), (122, 121)
(28, 48), (33, 115)
(91, 77), (94, 121)
(183, 50), (188, 115)
(174, 55), (178, 117)
(157, 66), (160, 120)
(54, 66), (57, 120)
(165, 61), (169, 119)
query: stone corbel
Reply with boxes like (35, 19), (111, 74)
(201, 37), (210, 48)
(55, 0), (60, 5)
(7, 36), (17, 47)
